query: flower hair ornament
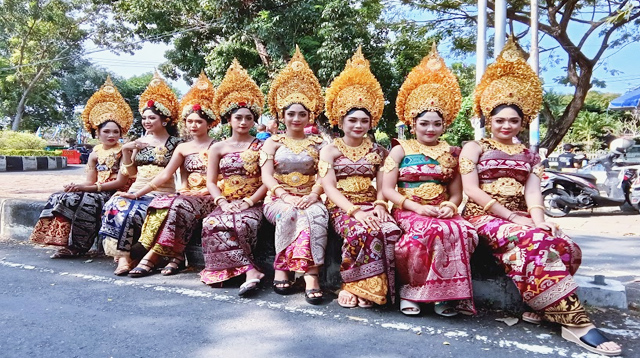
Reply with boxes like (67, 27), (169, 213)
(396, 43), (462, 128)
(325, 46), (385, 127)
(138, 71), (180, 126)
(267, 45), (324, 123)
(473, 36), (543, 128)
(82, 76), (134, 134)
(179, 71), (218, 126)
(212, 59), (264, 120)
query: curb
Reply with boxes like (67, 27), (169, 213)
(0, 196), (628, 311)
(0, 156), (67, 172)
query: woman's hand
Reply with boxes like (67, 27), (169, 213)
(414, 205), (440, 217)
(372, 204), (392, 222)
(219, 199), (241, 213)
(295, 193), (319, 209)
(63, 183), (79, 192)
(535, 221), (562, 236)
(116, 192), (138, 200)
(353, 209), (381, 231)
(437, 206), (455, 219)
(282, 194), (301, 206)
(511, 215), (535, 227)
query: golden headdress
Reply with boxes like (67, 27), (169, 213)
(179, 71), (218, 126)
(325, 46), (385, 127)
(82, 76), (133, 134)
(396, 43), (461, 127)
(474, 37), (543, 127)
(138, 71), (180, 125)
(268, 45), (323, 122)
(213, 59), (264, 119)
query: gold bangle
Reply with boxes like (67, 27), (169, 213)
(214, 195), (226, 206)
(122, 160), (134, 168)
(346, 205), (361, 217)
(398, 197), (407, 209)
(271, 184), (284, 196)
(483, 199), (497, 212)
(243, 197), (254, 207)
(439, 201), (458, 213)
(527, 205), (545, 214)
(96, 183), (102, 192)
(374, 199), (388, 207)
(148, 182), (158, 191)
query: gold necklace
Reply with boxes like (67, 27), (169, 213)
(334, 138), (372, 162)
(94, 143), (122, 168)
(403, 139), (449, 160)
(486, 138), (525, 155)
(278, 135), (315, 154)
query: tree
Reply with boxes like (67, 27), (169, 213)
(403, 1), (640, 152)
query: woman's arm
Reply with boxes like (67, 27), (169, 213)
(260, 139), (298, 206)
(123, 144), (186, 198)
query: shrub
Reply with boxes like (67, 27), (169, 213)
(0, 131), (48, 150)
(0, 149), (62, 156)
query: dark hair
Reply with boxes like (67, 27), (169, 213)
(185, 109), (215, 124)
(223, 107), (257, 124)
(345, 107), (372, 118)
(142, 107), (178, 136)
(563, 143), (574, 151)
(489, 104), (524, 119)
(91, 120), (122, 139)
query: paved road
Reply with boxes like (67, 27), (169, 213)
(1, 241), (639, 358)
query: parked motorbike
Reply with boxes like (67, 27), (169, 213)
(630, 173), (640, 212)
(541, 139), (638, 217)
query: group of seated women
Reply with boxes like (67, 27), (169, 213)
(29, 40), (621, 356)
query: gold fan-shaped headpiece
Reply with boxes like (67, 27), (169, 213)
(82, 76), (133, 134)
(179, 71), (218, 126)
(474, 37), (543, 127)
(396, 43), (462, 127)
(213, 59), (264, 120)
(268, 45), (323, 123)
(138, 71), (180, 125)
(325, 46), (385, 127)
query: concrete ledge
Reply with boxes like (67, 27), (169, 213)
(1, 196), (627, 311)
(0, 156), (67, 172)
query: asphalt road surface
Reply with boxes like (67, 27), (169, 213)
(1, 241), (638, 358)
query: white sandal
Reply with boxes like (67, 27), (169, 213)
(434, 301), (458, 317)
(400, 299), (421, 316)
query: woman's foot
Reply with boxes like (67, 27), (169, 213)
(337, 290), (357, 308)
(434, 301), (458, 317)
(522, 312), (542, 324)
(50, 247), (81, 259)
(238, 269), (264, 297)
(273, 270), (292, 295)
(562, 324), (621, 356)
(303, 272), (323, 305)
(161, 257), (185, 276)
(128, 258), (156, 278)
(114, 256), (137, 276)
(357, 297), (374, 309)
(400, 299), (420, 315)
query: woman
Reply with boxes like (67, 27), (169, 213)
(381, 45), (477, 316)
(30, 77), (134, 257)
(262, 46), (328, 304)
(321, 47), (401, 308)
(122, 72), (217, 277)
(99, 72), (182, 275)
(199, 60), (267, 297)
(460, 38), (621, 356)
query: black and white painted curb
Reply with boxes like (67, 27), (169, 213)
(0, 156), (67, 171)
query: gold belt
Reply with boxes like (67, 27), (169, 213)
(137, 164), (164, 179)
(398, 182), (444, 200)
(187, 172), (207, 190)
(222, 175), (261, 199)
(336, 175), (372, 193)
(480, 177), (524, 197)
(274, 172), (313, 188)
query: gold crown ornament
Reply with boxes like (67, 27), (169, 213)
(268, 45), (324, 123)
(396, 43), (462, 128)
(473, 37), (543, 127)
(325, 46), (385, 127)
(179, 71), (218, 126)
(138, 71), (180, 125)
(82, 76), (134, 134)
(213, 59), (264, 119)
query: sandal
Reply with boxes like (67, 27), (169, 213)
(400, 299), (421, 316)
(303, 273), (323, 305)
(238, 278), (261, 297)
(522, 311), (543, 324)
(50, 247), (81, 259)
(561, 326), (622, 356)
(273, 280), (293, 295)
(128, 259), (155, 278)
(357, 297), (374, 309)
(161, 257), (185, 276)
(337, 290), (357, 308)
(114, 258), (137, 276)
(434, 301), (458, 317)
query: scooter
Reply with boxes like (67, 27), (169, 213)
(541, 139), (637, 217)
(629, 173), (640, 212)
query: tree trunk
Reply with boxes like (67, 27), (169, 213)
(12, 68), (46, 131)
(252, 36), (271, 70)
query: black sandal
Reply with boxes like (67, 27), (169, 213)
(303, 273), (323, 305)
(128, 259), (155, 278)
(273, 280), (293, 295)
(161, 257), (184, 276)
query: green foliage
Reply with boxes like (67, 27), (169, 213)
(442, 96), (474, 147)
(374, 130), (390, 148)
(0, 149), (62, 156)
(0, 130), (47, 150)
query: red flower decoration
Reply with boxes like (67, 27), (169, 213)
(238, 101), (247, 107)
(147, 100), (155, 107)
(192, 104), (201, 111)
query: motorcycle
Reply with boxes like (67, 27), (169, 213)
(541, 139), (638, 217)
(630, 173), (640, 212)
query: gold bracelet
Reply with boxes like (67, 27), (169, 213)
(374, 199), (388, 207)
(96, 183), (102, 192)
(398, 197), (407, 209)
(483, 199), (497, 212)
(122, 160), (134, 168)
(271, 184), (284, 196)
(243, 197), (255, 207)
(148, 182), (158, 191)
(439, 201), (458, 213)
(346, 205), (361, 217)
(214, 195), (226, 206)
(527, 205), (545, 214)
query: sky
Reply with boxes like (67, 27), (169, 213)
(85, 8), (640, 99)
